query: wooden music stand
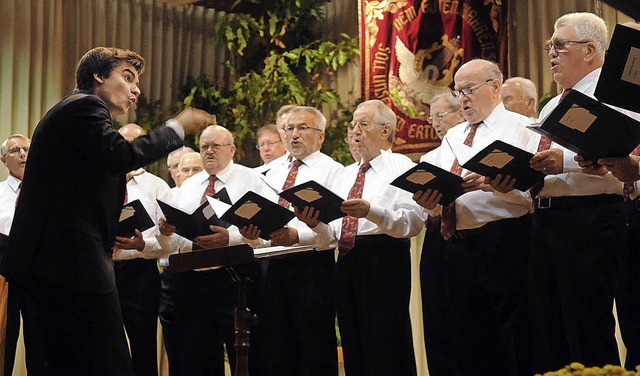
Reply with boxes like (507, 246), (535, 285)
(168, 244), (317, 376)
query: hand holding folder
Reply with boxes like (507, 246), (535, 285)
(391, 162), (465, 206)
(220, 191), (295, 240)
(278, 180), (345, 224)
(157, 197), (230, 241)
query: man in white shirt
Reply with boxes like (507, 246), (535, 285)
(516, 13), (632, 372)
(261, 106), (343, 375)
(298, 99), (426, 376)
(254, 123), (287, 175)
(157, 125), (272, 376)
(112, 123), (172, 376)
(413, 59), (535, 375)
(0, 134), (44, 375)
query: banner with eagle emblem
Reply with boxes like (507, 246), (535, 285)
(359, 0), (508, 159)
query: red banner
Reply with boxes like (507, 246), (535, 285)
(359, 0), (508, 160)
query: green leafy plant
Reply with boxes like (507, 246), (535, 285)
(173, 0), (360, 165)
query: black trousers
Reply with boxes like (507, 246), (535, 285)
(419, 216), (456, 376)
(4, 282), (45, 375)
(614, 198), (640, 368)
(336, 235), (416, 376)
(20, 282), (133, 375)
(445, 215), (532, 376)
(262, 251), (337, 376)
(159, 268), (238, 376)
(529, 196), (625, 373)
(114, 258), (161, 376)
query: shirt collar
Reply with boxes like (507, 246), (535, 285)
(471, 102), (506, 131)
(293, 150), (322, 167)
(571, 67), (601, 94)
(7, 175), (21, 193)
(129, 169), (147, 184)
(213, 161), (234, 184)
(364, 150), (386, 174)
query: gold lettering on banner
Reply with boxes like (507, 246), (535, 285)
(440, 0), (460, 15)
(393, 6), (417, 32)
(405, 122), (439, 141)
(373, 44), (391, 72)
(372, 74), (389, 98)
(460, 3), (498, 60)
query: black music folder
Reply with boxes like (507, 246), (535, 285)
(168, 244), (317, 272)
(278, 181), (345, 224)
(461, 140), (545, 192)
(391, 161), (465, 206)
(220, 191), (295, 240)
(117, 199), (155, 238)
(0, 233), (8, 258)
(527, 90), (640, 161)
(157, 199), (230, 241)
(595, 23), (640, 113)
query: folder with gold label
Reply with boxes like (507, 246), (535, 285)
(391, 162), (465, 206)
(527, 90), (640, 161)
(220, 191), (295, 240)
(461, 140), (545, 192)
(278, 180), (345, 224)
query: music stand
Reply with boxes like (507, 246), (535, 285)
(168, 244), (317, 376)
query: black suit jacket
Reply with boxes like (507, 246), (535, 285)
(0, 92), (183, 293)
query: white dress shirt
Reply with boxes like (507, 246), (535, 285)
(113, 171), (172, 260)
(421, 103), (536, 231)
(265, 150), (344, 248)
(158, 162), (275, 260)
(311, 150), (427, 249)
(254, 151), (291, 175)
(0, 175), (21, 235)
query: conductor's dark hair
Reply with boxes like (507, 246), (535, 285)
(74, 47), (145, 92)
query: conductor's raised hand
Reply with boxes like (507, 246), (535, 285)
(294, 205), (320, 228)
(412, 189), (442, 210)
(174, 107), (217, 136)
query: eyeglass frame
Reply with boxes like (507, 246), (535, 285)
(6, 146), (30, 155)
(283, 124), (323, 134)
(255, 140), (282, 150)
(544, 38), (591, 53)
(451, 79), (494, 98)
(427, 111), (451, 123)
(200, 143), (233, 152)
(348, 120), (386, 132)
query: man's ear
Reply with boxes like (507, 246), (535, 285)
(1, 156), (7, 167)
(93, 73), (104, 84)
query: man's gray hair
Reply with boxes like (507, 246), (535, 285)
(355, 100), (397, 142)
(287, 106), (327, 131)
(430, 93), (461, 111)
(1, 134), (30, 157)
(555, 12), (608, 58)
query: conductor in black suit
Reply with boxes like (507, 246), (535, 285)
(0, 47), (215, 375)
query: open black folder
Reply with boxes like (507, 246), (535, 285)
(461, 140), (545, 192)
(391, 161), (465, 206)
(527, 90), (640, 161)
(157, 198), (230, 241)
(117, 199), (155, 238)
(595, 23), (640, 113)
(278, 181), (345, 224)
(220, 191), (295, 240)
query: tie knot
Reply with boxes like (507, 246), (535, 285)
(209, 175), (217, 184)
(559, 88), (572, 102)
(359, 162), (371, 173)
(291, 159), (303, 169)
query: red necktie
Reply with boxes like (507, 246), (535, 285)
(338, 162), (372, 256)
(201, 175), (217, 204)
(440, 123), (479, 240)
(529, 89), (571, 198)
(278, 159), (304, 208)
(624, 144), (640, 200)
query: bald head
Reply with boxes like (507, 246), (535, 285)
(118, 123), (146, 141)
(178, 152), (204, 185)
(501, 77), (538, 118)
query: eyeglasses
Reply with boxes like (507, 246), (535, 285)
(348, 121), (377, 131)
(451, 79), (493, 98)
(7, 146), (29, 155)
(200, 143), (232, 152)
(255, 140), (282, 150)
(427, 111), (450, 123)
(283, 125), (323, 134)
(544, 38), (590, 53)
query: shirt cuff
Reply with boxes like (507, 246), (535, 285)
(166, 119), (185, 140)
